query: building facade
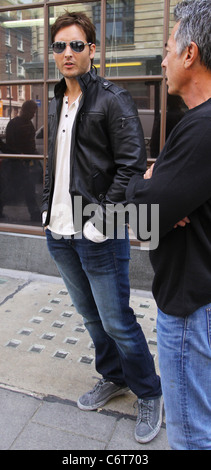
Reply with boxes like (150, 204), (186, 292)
(0, 0), (180, 236)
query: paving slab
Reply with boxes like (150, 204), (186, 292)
(0, 268), (170, 451)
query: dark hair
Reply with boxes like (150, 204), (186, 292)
(21, 100), (37, 120)
(51, 11), (96, 65)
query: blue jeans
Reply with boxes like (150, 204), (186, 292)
(46, 228), (161, 399)
(157, 306), (211, 450)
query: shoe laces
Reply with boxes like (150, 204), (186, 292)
(134, 399), (154, 424)
(91, 378), (107, 394)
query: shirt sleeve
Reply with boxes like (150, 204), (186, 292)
(126, 116), (211, 238)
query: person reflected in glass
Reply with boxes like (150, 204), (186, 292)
(1, 100), (41, 222)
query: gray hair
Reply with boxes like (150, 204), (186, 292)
(174, 0), (211, 70)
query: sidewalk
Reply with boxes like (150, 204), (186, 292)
(0, 268), (170, 451)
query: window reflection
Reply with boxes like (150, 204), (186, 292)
(104, 0), (164, 77)
(93, 0), (134, 47)
(0, 85), (44, 153)
(0, 0), (174, 230)
(0, 8), (44, 81)
(4, 100), (38, 154)
(0, 99), (43, 225)
(0, 157), (42, 225)
(0, 0), (42, 5)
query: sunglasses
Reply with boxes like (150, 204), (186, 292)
(51, 40), (92, 54)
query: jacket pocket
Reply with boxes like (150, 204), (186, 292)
(92, 170), (113, 201)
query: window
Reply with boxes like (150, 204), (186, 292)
(0, 0), (173, 235)
(6, 85), (12, 99)
(93, 0), (134, 46)
(5, 28), (11, 46)
(0, 8), (44, 81)
(106, 0), (134, 46)
(5, 55), (12, 75)
(17, 11), (22, 22)
(18, 85), (25, 101)
(17, 33), (23, 51)
(104, 0), (164, 77)
(17, 57), (25, 78)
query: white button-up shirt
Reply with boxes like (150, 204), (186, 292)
(48, 94), (81, 236)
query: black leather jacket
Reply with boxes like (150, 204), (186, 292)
(42, 68), (146, 228)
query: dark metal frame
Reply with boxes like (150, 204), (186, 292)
(0, 0), (170, 236)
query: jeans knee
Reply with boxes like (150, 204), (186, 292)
(102, 320), (131, 354)
(102, 320), (116, 339)
(100, 317), (121, 342)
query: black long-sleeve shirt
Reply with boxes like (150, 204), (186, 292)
(126, 98), (211, 317)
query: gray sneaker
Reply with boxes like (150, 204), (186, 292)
(77, 378), (129, 411)
(135, 396), (163, 443)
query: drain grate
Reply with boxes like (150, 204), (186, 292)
(18, 328), (33, 336)
(40, 307), (52, 314)
(74, 326), (85, 333)
(139, 302), (150, 309)
(30, 344), (45, 353)
(42, 333), (56, 340)
(54, 350), (69, 359)
(6, 339), (21, 348)
(64, 337), (78, 345)
(52, 321), (64, 328)
(135, 312), (145, 318)
(79, 355), (94, 364)
(30, 317), (44, 324)
(148, 339), (157, 345)
(61, 311), (73, 318)
(50, 298), (61, 304)
(58, 290), (68, 296)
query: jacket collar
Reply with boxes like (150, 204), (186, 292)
(54, 67), (97, 98)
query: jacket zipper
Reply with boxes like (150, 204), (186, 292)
(121, 115), (137, 128)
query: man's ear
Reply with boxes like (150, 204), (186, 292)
(89, 43), (96, 61)
(184, 41), (199, 69)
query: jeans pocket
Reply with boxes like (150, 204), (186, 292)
(206, 308), (211, 349)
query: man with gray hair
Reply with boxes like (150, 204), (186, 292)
(126, 0), (211, 450)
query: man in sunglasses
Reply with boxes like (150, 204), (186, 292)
(42, 11), (162, 444)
